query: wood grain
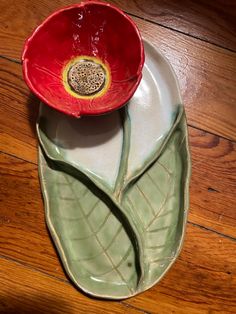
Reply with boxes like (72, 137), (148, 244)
(1, 14), (236, 142)
(1, 0), (236, 55)
(0, 258), (145, 314)
(127, 225), (236, 314)
(0, 153), (235, 314)
(110, 0), (236, 52)
(1, 58), (236, 239)
(0, 58), (38, 163)
(189, 128), (236, 238)
(0, 1), (236, 312)
(0, 152), (235, 313)
(134, 17), (236, 141)
(2, 3), (236, 141)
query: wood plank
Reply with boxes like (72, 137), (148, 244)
(0, 58), (38, 163)
(189, 128), (236, 238)
(1, 2), (235, 312)
(0, 153), (235, 313)
(1, 6), (236, 140)
(0, 258), (144, 314)
(0, 58), (236, 238)
(111, 0), (236, 52)
(1, 0), (236, 55)
(127, 224), (236, 314)
(133, 17), (236, 141)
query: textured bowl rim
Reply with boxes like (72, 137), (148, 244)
(22, 1), (145, 117)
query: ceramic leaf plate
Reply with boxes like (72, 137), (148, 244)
(38, 39), (191, 299)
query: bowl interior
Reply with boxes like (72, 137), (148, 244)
(23, 2), (144, 116)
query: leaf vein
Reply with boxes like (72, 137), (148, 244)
(64, 175), (133, 292)
(145, 176), (173, 231)
(135, 183), (156, 217)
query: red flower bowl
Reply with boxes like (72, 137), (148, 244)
(22, 1), (144, 117)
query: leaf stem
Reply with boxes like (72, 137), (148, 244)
(114, 106), (131, 200)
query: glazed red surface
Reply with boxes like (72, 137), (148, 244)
(22, 1), (144, 117)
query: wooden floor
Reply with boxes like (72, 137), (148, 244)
(0, 1), (236, 313)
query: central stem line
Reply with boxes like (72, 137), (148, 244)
(114, 107), (131, 200)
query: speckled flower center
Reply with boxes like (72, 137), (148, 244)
(67, 60), (106, 96)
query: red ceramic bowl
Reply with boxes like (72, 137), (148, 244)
(22, 1), (144, 117)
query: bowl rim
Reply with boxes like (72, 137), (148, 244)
(22, 1), (145, 117)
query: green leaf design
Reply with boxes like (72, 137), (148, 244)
(38, 105), (190, 298)
(37, 39), (190, 298)
(121, 108), (190, 289)
(39, 149), (140, 298)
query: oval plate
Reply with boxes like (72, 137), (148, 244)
(38, 39), (191, 299)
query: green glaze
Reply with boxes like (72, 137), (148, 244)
(39, 149), (140, 298)
(38, 106), (190, 298)
(37, 39), (191, 299)
(121, 107), (190, 290)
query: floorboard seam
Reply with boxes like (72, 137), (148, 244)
(188, 221), (236, 241)
(127, 12), (236, 54)
(0, 150), (37, 165)
(1, 154), (236, 242)
(0, 55), (21, 64)
(188, 124), (236, 143)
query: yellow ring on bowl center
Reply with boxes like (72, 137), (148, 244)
(62, 56), (111, 99)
